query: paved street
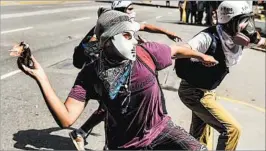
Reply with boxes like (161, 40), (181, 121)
(0, 1), (265, 150)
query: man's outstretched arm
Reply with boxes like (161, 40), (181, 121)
(140, 23), (182, 41)
(170, 44), (219, 65)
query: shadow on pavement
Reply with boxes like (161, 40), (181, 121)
(161, 85), (179, 92)
(12, 127), (92, 150)
(157, 20), (211, 27)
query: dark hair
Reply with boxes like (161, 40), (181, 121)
(114, 7), (127, 12)
(113, 4), (132, 13)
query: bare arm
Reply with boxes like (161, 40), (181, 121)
(38, 78), (85, 128)
(22, 56), (86, 128)
(170, 44), (219, 64)
(140, 23), (170, 34)
(140, 23), (182, 41)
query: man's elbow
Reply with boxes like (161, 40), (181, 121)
(57, 119), (74, 129)
(60, 123), (72, 129)
(170, 45), (180, 58)
(170, 44), (191, 59)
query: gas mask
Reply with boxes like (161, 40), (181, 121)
(231, 14), (260, 46)
(111, 31), (138, 61)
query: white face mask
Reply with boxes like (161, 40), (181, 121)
(111, 31), (138, 61)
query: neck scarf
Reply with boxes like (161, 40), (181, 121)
(96, 51), (133, 100)
(216, 25), (243, 67)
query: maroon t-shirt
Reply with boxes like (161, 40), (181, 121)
(69, 42), (172, 148)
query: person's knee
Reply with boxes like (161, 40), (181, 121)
(223, 123), (241, 140)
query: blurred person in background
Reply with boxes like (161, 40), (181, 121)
(204, 1), (212, 25)
(190, 1), (197, 24)
(196, 1), (205, 25)
(178, 0), (185, 22)
(185, 1), (192, 23)
(210, 1), (222, 25)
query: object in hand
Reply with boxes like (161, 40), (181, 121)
(9, 42), (34, 69)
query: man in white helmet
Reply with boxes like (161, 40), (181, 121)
(175, 1), (266, 150)
(19, 9), (217, 151)
(111, 0), (181, 41)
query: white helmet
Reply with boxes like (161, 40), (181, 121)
(111, 1), (133, 10)
(217, 1), (252, 24)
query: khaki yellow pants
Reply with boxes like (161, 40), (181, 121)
(178, 80), (241, 151)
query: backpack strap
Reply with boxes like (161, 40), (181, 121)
(136, 44), (168, 115)
(136, 45), (156, 73)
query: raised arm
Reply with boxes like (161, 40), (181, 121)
(170, 44), (219, 65)
(21, 56), (86, 128)
(140, 23), (182, 41)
